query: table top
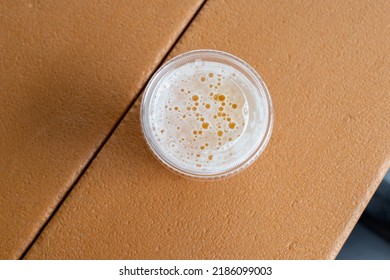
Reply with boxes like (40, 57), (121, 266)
(1, 0), (389, 259)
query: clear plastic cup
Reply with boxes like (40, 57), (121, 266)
(141, 50), (273, 179)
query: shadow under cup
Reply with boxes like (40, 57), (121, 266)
(141, 50), (273, 179)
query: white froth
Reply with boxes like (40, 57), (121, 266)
(147, 60), (266, 173)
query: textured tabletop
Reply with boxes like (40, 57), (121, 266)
(0, 0), (203, 259)
(2, 0), (390, 259)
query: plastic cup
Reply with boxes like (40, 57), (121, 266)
(141, 50), (273, 179)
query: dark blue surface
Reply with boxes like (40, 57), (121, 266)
(337, 170), (390, 260)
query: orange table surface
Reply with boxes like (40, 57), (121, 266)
(0, 0), (204, 259)
(2, 0), (390, 259)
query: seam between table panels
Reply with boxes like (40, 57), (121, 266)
(19, 0), (208, 260)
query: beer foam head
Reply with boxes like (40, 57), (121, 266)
(141, 50), (273, 179)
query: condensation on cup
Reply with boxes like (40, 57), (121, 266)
(141, 50), (273, 179)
